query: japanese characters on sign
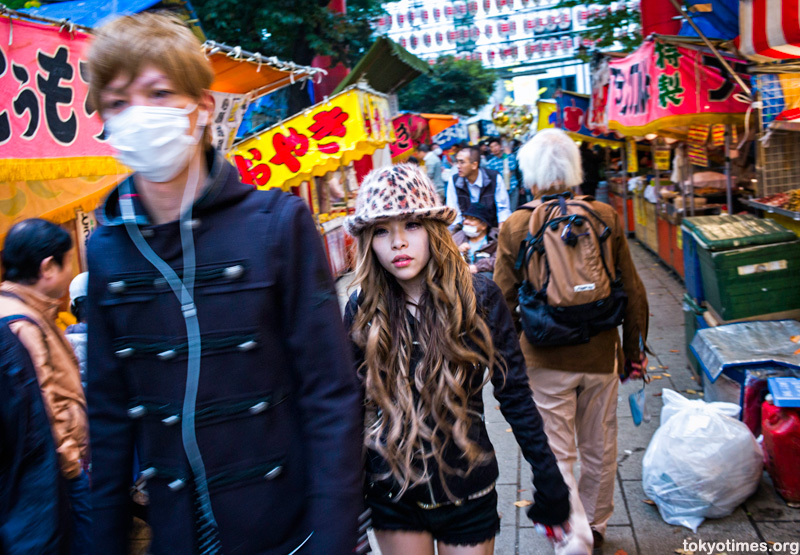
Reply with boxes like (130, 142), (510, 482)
(228, 88), (393, 191)
(210, 91), (251, 154)
(0, 18), (118, 181)
(390, 114), (431, 161)
(606, 41), (750, 135)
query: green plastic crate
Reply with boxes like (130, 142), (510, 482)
(683, 215), (797, 251)
(698, 240), (800, 320)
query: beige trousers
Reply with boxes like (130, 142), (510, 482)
(528, 368), (619, 555)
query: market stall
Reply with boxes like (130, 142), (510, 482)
(228, 84), (394, 276)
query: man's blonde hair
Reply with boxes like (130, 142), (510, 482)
(87, 12), (214, 115)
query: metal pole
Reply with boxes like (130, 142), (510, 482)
(666, 0), (752, 98)
(680, 143), (689, 218)
(622, 141), (630, 236)
(724, 124), (734, 214)
(690, 161), (697, 217)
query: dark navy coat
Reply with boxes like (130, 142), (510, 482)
(86, 152), (363, 554)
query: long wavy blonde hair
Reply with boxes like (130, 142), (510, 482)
(350, 218), (504, 500)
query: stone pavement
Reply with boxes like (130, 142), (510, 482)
(336, 241), (800, 555)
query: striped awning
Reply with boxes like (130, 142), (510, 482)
(739, 0), (800, 61)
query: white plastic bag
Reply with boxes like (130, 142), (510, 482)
(642, 389), (763, 532)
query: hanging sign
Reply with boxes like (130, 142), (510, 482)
(431, 122), (468, 150)
(555, 91), (621, 147)
(210, 91), (251, 154)
(0, 18), (119, 182)
(606, 41), (749, 136)
(229, 88), (394, 191)
(390, 113), (431, 161)
(587, 56), (611, 133)
(626, 138), (639, 173)
(655, 147), (671, 171)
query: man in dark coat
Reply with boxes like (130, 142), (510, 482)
(85, 13), (363, 554)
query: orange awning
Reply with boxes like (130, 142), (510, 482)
(421, 114), (459, 137)
(204, 41), (325, 97)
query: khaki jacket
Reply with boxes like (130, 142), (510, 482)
(0, 281), (88, 478)
(494, 201), (649, 374)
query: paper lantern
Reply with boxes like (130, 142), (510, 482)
(508, 0), (515, 8)
(524, 18), (535, 33)
(468, 1), (479, 14)
(471, 26), (481, 40)
(487, 49), (496, 62)
(418, 9), (429, 23)
(564, 36), (574, 50)
(485, 24), (494, 38)
(407, 10), (415, 25)
(559, 9), (571, 29)
(525, 41), (536, 57)
(447, 29), (458, 43)
(484, 0), (492, 11)
(435, 31), (444, 44)
(578, 8), (589, 24)
(497, 20), (516, 37)
(423, 33), (432, 47)
(496, 0), (508, 9)
(520, 0), (531, 5)
(433, 7), (441, 20)
(428, 58), (437, 66)
(474, 51), (483, 61)
(546, 13), (557, 31)
(535, 16), (545, 32)
(410, 34), (419, 49)
(397, 12), (405, 26)
(444, 5), (455, 19)
(464, 53), (473, 61)
(399, 37), (407, 47)
(454, 0), (467, 17)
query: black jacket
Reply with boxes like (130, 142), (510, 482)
(0, 318), (70, 554)
(344, 274), (569, 525)
(87, 151), (363, 554)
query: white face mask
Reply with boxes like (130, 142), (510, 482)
(463, 224), (480, 238)
(106, 104), (207, 183)
(433, 147), (442, 156)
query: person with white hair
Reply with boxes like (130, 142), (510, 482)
(493, 129), (649, 555)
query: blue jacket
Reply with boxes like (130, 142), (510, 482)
(0, 318), (70, 554)
(87, 151), (363, 554)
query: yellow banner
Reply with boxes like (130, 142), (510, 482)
(626, 138), (639, 173)
(229, 88), (394, 191)
(537, 101), (557, 131)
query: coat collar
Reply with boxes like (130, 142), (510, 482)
(97, 148), (247, 227)
(1, 281), (61, 321)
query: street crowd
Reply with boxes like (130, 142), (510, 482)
(0, 12), (648, 555)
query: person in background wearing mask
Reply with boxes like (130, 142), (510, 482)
(65, 272), (88, 388)
(419, 143), (445, 203)
(0, 219), (90, 554)
(85, 13), (362, 554)
(451, 203), (498, 279)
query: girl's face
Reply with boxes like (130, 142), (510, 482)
(371, 219), (431, 290)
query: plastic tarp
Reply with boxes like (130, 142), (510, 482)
(738, 0), (800, 61)
(678, 0), (739, 40)
(690, 320), (800, 382)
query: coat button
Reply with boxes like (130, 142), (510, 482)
(108, 281), (126, 293)
(161, 415), (180, 426)
(223, 265), (245, 280)
(264, 466), (283, 480)
(249, 401), (269, 415)
(237, 340), (258, 352)
(115, 347), (135, 358)
(183, 219), (201, 230)
(168, 479), (186, 491)
(140, 467), (157, 481)
(127, 405), (147, 418)
(157, 349), (177, 361)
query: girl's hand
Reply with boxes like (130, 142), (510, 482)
(533, 522), (570, 544)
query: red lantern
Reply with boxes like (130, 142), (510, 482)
(496, 0), (508, 9)
(423, 33), (432, 47)
(419, 9), (429, 23)
(546, 13), (557, 31)
(428, 58), (437, 66)
(468, 1), (479, 14)
(559, 10), (572, 29)
(447, 29), (458, 43)
(410, 34), (419, 49)
(485, 24), (494, 38)
(487, 49), (496, 62)
(397, 13), (405, 26)
(454, 0), (467, 17)
(525, 42), (535, 58)
(399, 37), (407, 48)
(483, 0), (492, 11)
(464, 53), (473, 61)
(535, 16), (545, 32)
(498, 20), (512, 37)
(433, 7), (441, 20)
(444, 5), (455, 19)
(474, 51), (483, 61)
(564, 37), (574, 50)
(435, 31), (444, 44)
(578, 8), (589, 24)
(471, 26), (481, 40)
(407, 10), (415, 25)
(582, 37), (594, 47)
(542, 40), (551, 54)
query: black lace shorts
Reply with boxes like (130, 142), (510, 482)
(367, 489), (501, 547)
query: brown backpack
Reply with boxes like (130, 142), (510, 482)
(514, 192), (627, 347)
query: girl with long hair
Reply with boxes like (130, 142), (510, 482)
(343, 164), (570, 555)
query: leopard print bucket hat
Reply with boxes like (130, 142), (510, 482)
(344, 163), (457, 235)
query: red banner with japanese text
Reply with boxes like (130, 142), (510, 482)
(0, 18), (120, 182)
(606, 41), (750, 136)
(228, 87), (394, 191)
(390, 114), (431, 161)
